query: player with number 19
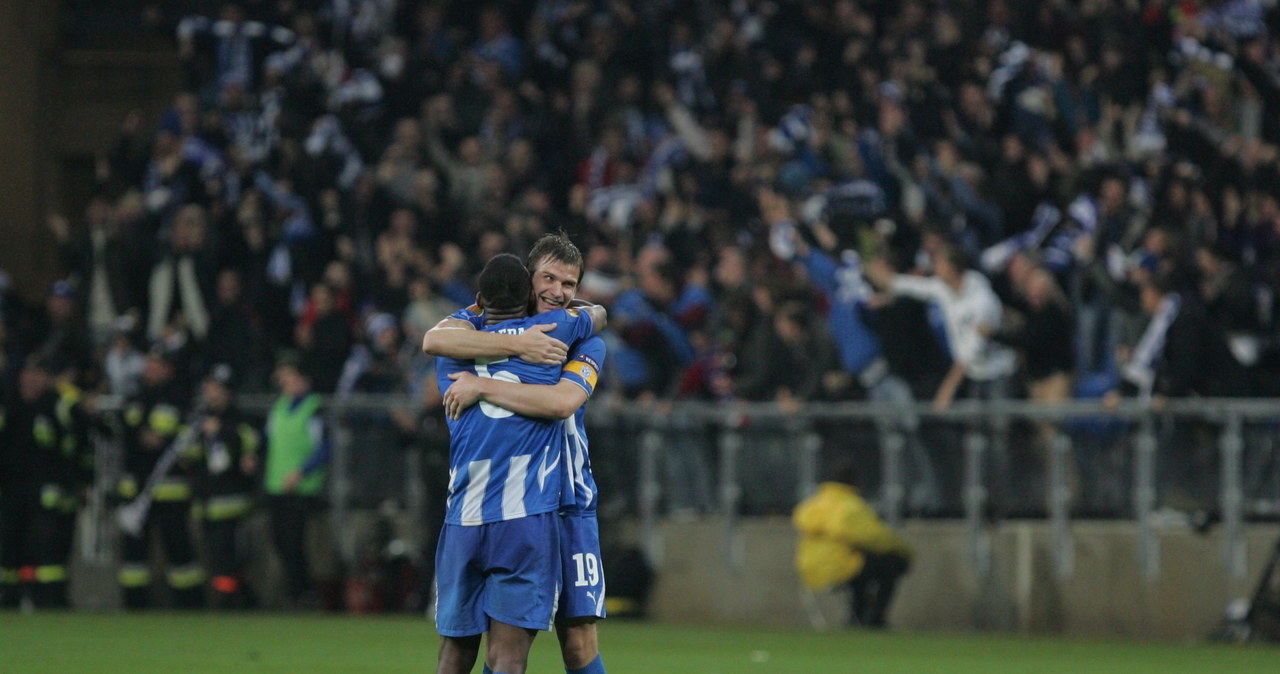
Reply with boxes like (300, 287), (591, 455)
(428, 233), (611, 674)
(444, 333), (607, 674)
(431, 254), (604, 674)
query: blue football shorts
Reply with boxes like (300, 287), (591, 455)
(558, 511), (606, 620)
(434, 512), (560, 636)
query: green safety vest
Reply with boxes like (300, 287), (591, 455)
(264, 394), (325, 497)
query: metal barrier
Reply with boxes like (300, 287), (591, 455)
(84, 395), (1280, 584)
(584, 397), (1280, 583)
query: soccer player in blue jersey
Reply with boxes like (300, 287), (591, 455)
(444, 335), (606, 674)
(430, 253), (605, 674)
(424, 233), (610, 674)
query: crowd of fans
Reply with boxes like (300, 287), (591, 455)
(2, 0), (1279, 611)
(8, 0), (1277, 416)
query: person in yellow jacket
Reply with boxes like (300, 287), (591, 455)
(793, 460), (912, 628)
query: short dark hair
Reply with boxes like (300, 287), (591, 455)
(478, 253), (533, 313)
(526, 231), (584, 282)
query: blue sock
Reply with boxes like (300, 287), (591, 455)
(567, 654), (606, 674)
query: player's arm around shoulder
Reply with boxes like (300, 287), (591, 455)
(421, 316), (478, 356)
(422, 316), (568, 365)
(444, 374), (587, 420)
(444, 336), (604, 421)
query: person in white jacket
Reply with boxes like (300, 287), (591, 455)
(867, 244), (1016, 411)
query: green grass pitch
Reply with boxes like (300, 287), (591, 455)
(1, 612), (1276, 673)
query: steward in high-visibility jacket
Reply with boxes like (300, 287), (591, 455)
(793, 480), (913, 628)
(0, 357), (87, 608)
(262, 358), (330, 606)
(116, 347), (203, 609)
(182, 364), (260, 609)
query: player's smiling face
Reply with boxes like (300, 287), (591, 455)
(531, 259), (580, 314)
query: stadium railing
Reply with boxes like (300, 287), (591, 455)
(83, 395), (1280, 584)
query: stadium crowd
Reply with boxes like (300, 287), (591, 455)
(4, 0), (1280, 608)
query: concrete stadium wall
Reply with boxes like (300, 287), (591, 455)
(649, 517), (1280, 640)
(0, 1), (178, 302)
(64, 512), (1279, 640)
(0, 0), (59, 295)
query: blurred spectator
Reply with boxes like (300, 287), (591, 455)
(47, 197), (141, 346)
(295, 282), (353, 394)
(868, 245), (1016, 410)
(145, 203), (217, 344)
(401, 276), (459, 396)
(176, 2), (295, 98)
(263, 353), (331, 609)
(1073, 172), (1144, 378)
(1111, 270), (1250, 405)
(610, 243), (710, 398)
(992, 260), (1075, 407)
(423, 96), (497, 220)
(203, 268), (269, 393)
(717, 279), (785, 403)
(336, 312), (411, 508)
(372, 208), (431, 314)
(770, 300), (840, 406)
(1195, 242), (1269, 384)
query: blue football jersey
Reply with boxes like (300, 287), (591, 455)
(558, 336), (605, 514)
(436, 308), (597, 525)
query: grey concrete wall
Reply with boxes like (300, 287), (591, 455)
(66, 512), (1279, 637)
(649, 517), (1280, 640)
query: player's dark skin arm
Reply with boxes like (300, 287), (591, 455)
(421, 305), (605, 362)
(422, 317), (568, 364)
(440, 302), (604, 419)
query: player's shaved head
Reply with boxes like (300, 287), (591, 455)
(478, 253), (533, 314)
